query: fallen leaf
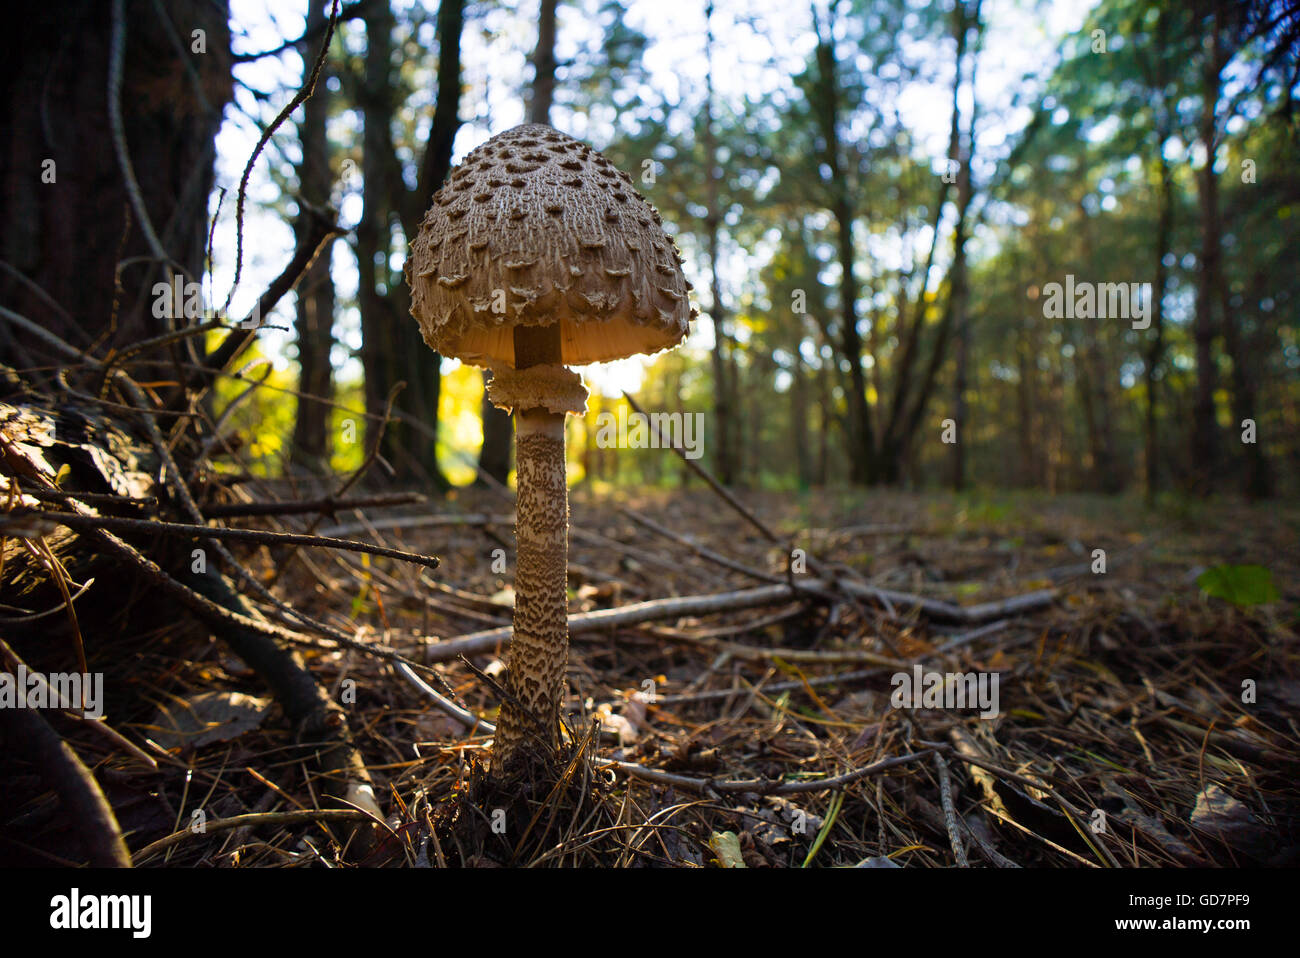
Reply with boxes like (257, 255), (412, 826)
(1189, 784), (1270, 857)
(708, 830), (746, 868)
(148, 691), (269, 750)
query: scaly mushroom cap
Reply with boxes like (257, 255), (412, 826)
(405, 124), (696, 368)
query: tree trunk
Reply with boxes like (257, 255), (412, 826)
(0, 0), (230, 370)
(834, 196), (874, 484)
(811, 4), (874, 485)
(792, 349), (812, 488)
(1145, 142), (1173, 502)
(1138, 9), (1174, 503)
(289, 0), (337, 473)
(390, 0), (465, 492)
(879, 0), (979, 484)
(703, 2), (738, 486)
(816, 356), (831, 485)
(1220, 272), (1272, 499)
(358, 1), (396, 466)
(361, 0), (460, 489)
(893, 0), (981, 473)
(950, 294), (969, 491)
(1191, 12), (1223, 496)
(528, 0), (559, 125)
(1016, 317), (1035, 487)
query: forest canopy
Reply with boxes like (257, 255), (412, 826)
(39, 0), (1285, 501)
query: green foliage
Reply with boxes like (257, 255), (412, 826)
(1196, 565), (1281, 608)
(242, 0), (1300, 495)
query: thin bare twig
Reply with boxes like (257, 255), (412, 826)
(933, 752), (969, 866)
(222, 0), (341, 314)
(26, 510), (440, 571)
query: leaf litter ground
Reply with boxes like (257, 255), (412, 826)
(7, 482), (1298, 867)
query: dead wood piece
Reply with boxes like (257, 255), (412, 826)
(0, 639), (132, 867)
(424, 583), (812, 663)
(426, 577), (1053, 665)
(838, 579), (1056, 625)
(394, 660), (494, 735)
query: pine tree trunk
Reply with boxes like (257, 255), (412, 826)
(289, 0), (337, 473)
(0, 0), (230, 369)
(1191, 14), (1223, 496)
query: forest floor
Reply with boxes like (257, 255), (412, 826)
(7, 480), (1299, 867)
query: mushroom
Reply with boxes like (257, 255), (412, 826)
(405, 124), (696, 780)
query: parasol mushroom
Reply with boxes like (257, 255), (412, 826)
(405, 123), (695, 780)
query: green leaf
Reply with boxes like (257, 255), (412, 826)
(1196, 565), (1279, 608)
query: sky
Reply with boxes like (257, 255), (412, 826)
(211, 0), (1096, 405)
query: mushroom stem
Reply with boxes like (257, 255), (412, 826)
(493, 324), (570, 778)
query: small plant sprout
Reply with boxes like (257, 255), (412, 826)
(405, 124), (695, 781)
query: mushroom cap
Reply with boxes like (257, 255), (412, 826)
(405, 124), (696, 368)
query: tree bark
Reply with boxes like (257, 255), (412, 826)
(1145, 141), (1173, 501)
(893, 0), (982, 475)
(0, 0), (230, 371)
(1191, 10), (1224, 496)
(358, 1), (396, 464)
(703, 1), (738, 486)
(528, 0), (559, 125)
(879, 0), (979, 484)
(811, 3), (874, 484)
(289, 0), (337, 473)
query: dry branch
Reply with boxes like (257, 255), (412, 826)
(23, 509), (440, 570)
(422, 576), (1054, 665)
(0, 638), (132, 867)
(422, 583), (811, 663)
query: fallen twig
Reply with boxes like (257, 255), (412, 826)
(132, 807), (381, 864)
(203, 491), (425, 518)
(933, 752), (969, 866)
(423, 583), (815, 663)
(27, 509), (440, 570)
